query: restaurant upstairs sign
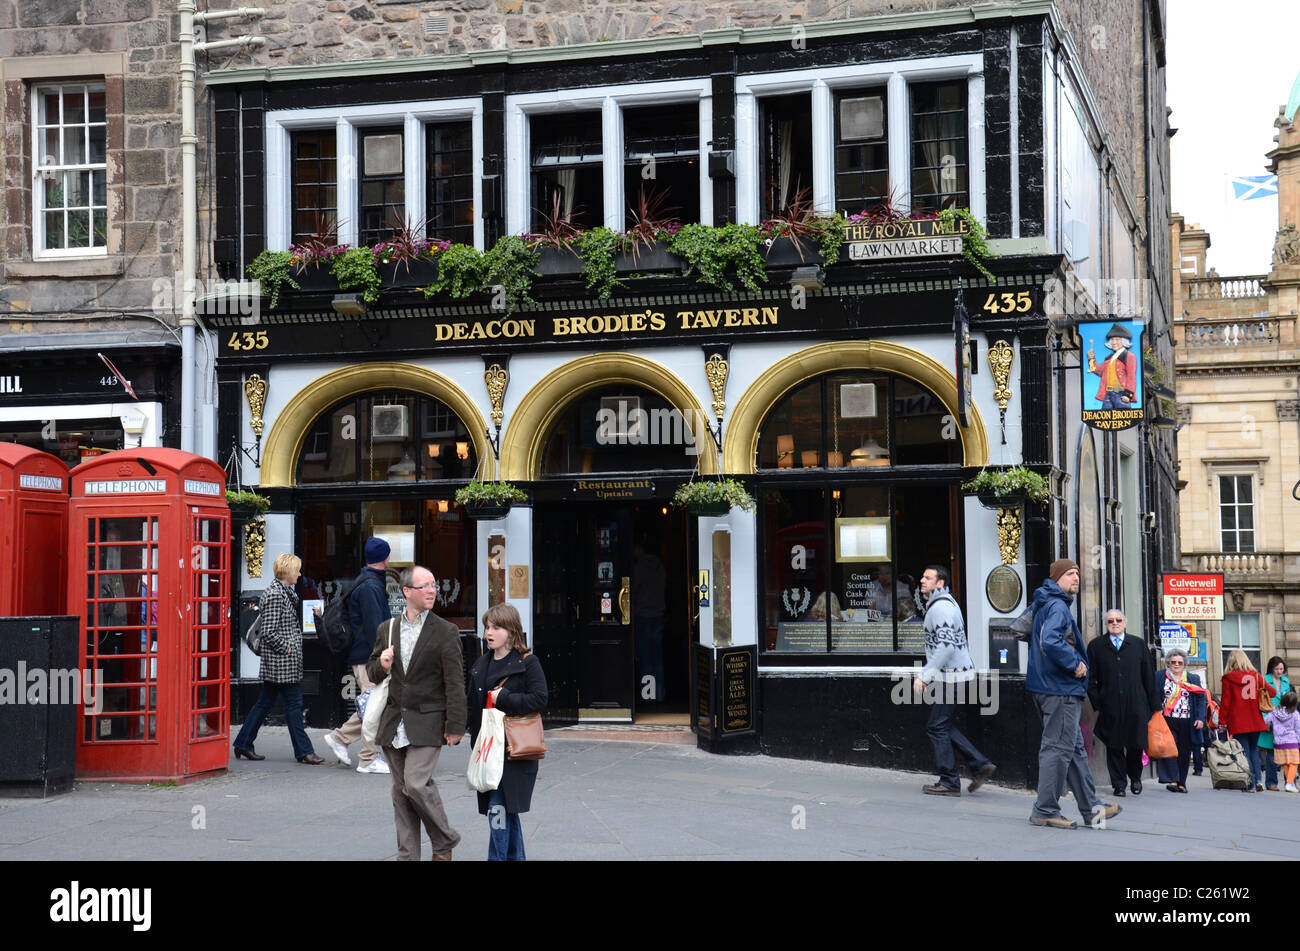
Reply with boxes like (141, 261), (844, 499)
(843, 216), (971, 262)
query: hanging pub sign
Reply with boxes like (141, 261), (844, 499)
(1080, 319), (1144, 431)
(842, 215), (971, 261)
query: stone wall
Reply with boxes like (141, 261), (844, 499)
(0, 0), (201, 330)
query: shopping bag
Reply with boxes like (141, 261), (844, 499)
(361, 678), (389, 746)
(361, 622), (393, 746)
(1146, 711), (1177, 760)
(467, 707), (506, 792)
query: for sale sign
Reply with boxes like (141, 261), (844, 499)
(1162, 574), (1224, 621)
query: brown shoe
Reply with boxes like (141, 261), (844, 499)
(922, 783), (960, 797)
(431, 852), (453, 861)
(969, 763), (997, 792)
(297, 753), (326, 765)
(233, 747), (265, 761)
(1029, 815), (1077, 829)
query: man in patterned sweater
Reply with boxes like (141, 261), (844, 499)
(912, 564), (996, 796)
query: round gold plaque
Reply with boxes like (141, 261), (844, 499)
(986, 565), (1023, 615)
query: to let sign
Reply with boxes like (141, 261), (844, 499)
(1162, 573), (1224, 621)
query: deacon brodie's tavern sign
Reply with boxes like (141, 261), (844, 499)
(213, 279), (1046, 362)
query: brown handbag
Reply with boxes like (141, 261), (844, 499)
(493, 675), (547, 760)
(1257, 674), (1275, 714)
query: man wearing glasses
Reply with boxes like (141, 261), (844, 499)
(366, 565), (466, 860)
(1086, 610), (1160, 798)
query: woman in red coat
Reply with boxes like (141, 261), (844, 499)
(1220, 650), (1276, 792)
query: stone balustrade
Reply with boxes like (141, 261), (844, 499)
(1184, 276), (1267, 299)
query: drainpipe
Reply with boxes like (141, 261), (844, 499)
(178, 1), (263, 454)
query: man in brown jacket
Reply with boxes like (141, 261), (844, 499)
(366, 564), (466, 860)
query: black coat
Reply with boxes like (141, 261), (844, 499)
(467, 649), (548, 816)
(1086, 633), (1160, 750)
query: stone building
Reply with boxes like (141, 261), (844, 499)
(1172, 105), (1300, 686)
(197, 0), (1175, 783)
(0, 0), (227, 457)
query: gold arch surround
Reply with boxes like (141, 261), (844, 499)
(499, 353), (719, 481)
(722, 341), (990, 473)
(260, 363), (493, 487)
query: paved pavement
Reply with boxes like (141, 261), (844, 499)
(2, 725), (1297, 861)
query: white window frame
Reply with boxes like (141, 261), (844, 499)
(505, 78), (714, 237)
(265, 98), (484, 250)
(1220, 612), (1261, 671)
(1217, 471), (1257, 554)
(31, 82), (109, 260)
(734, 54), (985, 225)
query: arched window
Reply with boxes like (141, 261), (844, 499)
(755, 371), (961, 659)
(541, 385), (701, 475)
(297, 390), (479, 485)
(293, 390), (480, 630)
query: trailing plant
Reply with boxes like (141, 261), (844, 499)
(669, 222), (766, 294)
(245, 250), (300, 309)
(454, 480), (528, 506)
(671, 478), (756, 512)
(481, 234), (540, 311)
(225, 489), (271, 514)
(577, 226), (624, 298)
(939, 207), (997, 283)
(329, 246), (383, 304)
(288, 212), (347, 269)
(423, 243), (486, 300)
(961, 466), (1050, 503)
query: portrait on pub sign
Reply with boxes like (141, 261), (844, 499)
(1080, 319), (1144, 431)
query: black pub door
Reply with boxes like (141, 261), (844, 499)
(534, 500), (692, 722)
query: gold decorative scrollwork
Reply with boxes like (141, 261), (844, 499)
(705, 353), (729, 422)
(995, 506), (1021, 566)
(245, 518), (266, 578)
(244, 374), (268, 438)
(484, 364), (509, 429)
(987, 341), (1015, 411)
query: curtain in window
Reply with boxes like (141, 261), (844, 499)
(778, 120), (793, 211)
(916, 113), (941, 201)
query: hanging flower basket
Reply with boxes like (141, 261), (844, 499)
(672, 478), (756, 516)
(225, 489), (271, 519)
(455, 480), (527, 520)
(962, 467), (1050, 510)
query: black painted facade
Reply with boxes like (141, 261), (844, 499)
(207, 10), (1174, 784)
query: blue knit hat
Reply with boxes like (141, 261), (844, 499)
(364, 537), (391, 564)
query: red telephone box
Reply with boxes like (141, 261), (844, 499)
(0, 443), (69, 617)
(68, 449), (230, 781)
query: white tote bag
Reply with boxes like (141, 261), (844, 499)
(361, 623), (393, 746)
(467, 706), (506, 792)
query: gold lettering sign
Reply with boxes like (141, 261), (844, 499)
(431, 306), (783, 345)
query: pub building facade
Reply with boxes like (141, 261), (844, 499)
(203, 6), (1175, 782)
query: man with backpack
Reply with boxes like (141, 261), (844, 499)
(1026, 558), (1121, 829)
(322, 537), (393, 774)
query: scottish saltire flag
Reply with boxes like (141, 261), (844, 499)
(1232, 175), (1278, 200)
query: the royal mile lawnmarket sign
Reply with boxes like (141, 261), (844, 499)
(843, 216), (971, 261)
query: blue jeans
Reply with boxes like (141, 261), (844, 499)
(926, 698), (992, 790)
(487, 788), (526, 861)
(1261, 747), (1278, 787)
(1238, 731), (1263, 788)
(233, 682), (314, 760)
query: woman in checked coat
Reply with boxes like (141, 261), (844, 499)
(232, 552), (325, 764)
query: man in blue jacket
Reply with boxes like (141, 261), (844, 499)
(1027, 558), (1121, 829)
(322, 537), (392, 774)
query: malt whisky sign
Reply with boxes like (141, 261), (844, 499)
(843, 216), (971, 262)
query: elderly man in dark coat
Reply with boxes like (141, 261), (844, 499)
(1086, 608), (1160, 797)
